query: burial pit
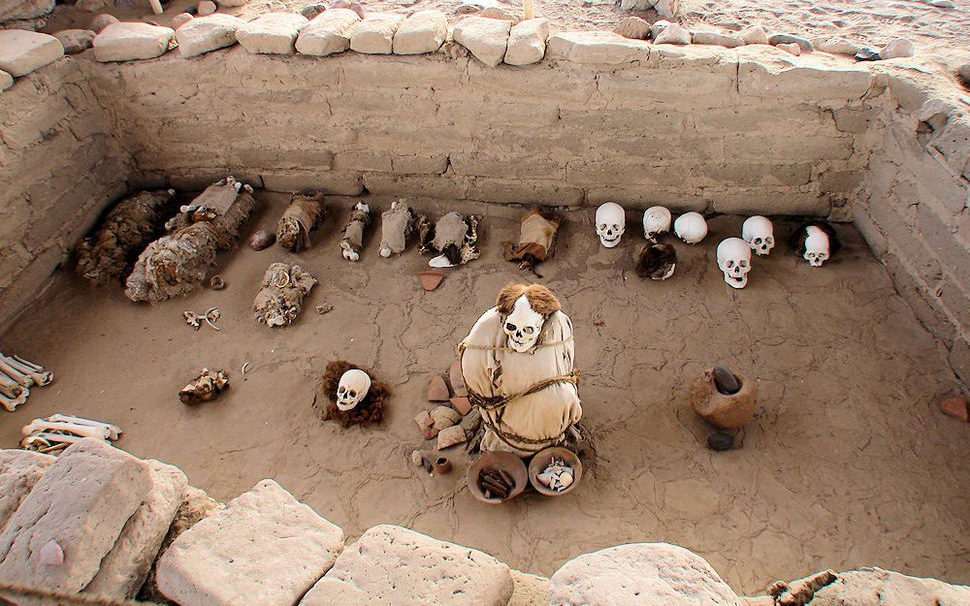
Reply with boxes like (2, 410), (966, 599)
(1, 17), (969, 603)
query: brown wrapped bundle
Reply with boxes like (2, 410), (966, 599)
(502, 208), (560, 271)
(252, 262), (317, 328)
(340, 202), (371, 262)
(125, 178), (256, 303)
(379, 200), (417, 257)
(277, 192), (325, 252)
(419, 211), (480, 268)
(314, 360), (389, 427)
(75, 189), (174, 284)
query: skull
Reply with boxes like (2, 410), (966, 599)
(803, 225), (830, 267)
(742, 216), (775, 256)
(674, 212), (708, 245)
(502, 294), (545, 353)
(336, 369), (371, 411)
(595, 203), (625, 248)
(642, 206), (672, 241)
(716, 237), (752, 289)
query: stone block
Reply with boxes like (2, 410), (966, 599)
(739, 62), (873, 100)
(809, 568), (970, 605)
(0, 439), (152, 596)
(0, 69), (10, 92)
(53, 29), (95, 54)
(392, 10), (447, 55)
(236, 13), (308, 55)
(0, 0), (53, 22)
(93, 22), (173, 62)
(350, 13), (403, 54)
(157, 479), (344, 606)
(0, 450), (55, 534)
(546, 31), (650, 64)
(176, 14), (243, 58)
(690, 30), (743, 47)
(453, 16), (511, 67)
(296, 8), (360, 56)
(82, 460), (186, 599)
(549, 543), (739, 605)
(613, 16), (650, 40)
(300, 525), (513, 605)
(0, 30), (63, 77)
(505, 17), (549, 65)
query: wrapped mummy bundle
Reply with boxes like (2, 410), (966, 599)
(125, 178), (255, 303)
(419, 211), (481, 268)
(502, 208), (561, 271)
(379, 200), (417, 257)
(252, 262), (317, 327)
(76, 189), (175, 284)
(340, 202), (371, 262)
(277, 192), (326, 252)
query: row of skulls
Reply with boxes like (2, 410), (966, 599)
(595, 203), (835, 290)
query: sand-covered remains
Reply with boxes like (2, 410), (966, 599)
(1, 193), (968, 594)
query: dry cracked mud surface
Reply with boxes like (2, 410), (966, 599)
(2, 192), (969, 594)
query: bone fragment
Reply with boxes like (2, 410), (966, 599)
(46, 414), (122, 440)
(0, 358), (32, 387)
(21, 420), (111, 440)
(0, 389), (29, 412)
(0, 372), (25, 399)
(21, 432), (86, 450)
(1, 355), (52, 386)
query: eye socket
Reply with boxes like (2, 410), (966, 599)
(348, 390), (356, 398)
(523, 327), (535, 334)
(726, 260), (734, 268)
(739, 260), (748, 268)
(505, 322), (516, 332)
(765, 237), (773, 245)
(753, 238), (762, 245)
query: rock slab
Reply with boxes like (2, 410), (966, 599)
(301, 525), (514, 605)
(157, 479), (344, 606)
(392, 10), (447, 55)
(93, 21), (174, 62)
(0, 0), (53, 22)
(53, 29), (96, 54)
(0, 439), (153, 595)
(809, 568), (970, 605)
(236, 12), (308, 55)
(504, 17), (549, 65)
(453, 15), (511, 67)
(176, 13), (243, 58)
(549, 543), (739, 605)
(350, 13), (404, 54)
(296, 8), (360, 56)
(0, 30), (63, 77)
(546, 31), (649, 64)
(84, 460), (187, 599)
(0, 69), (11, 92)
(0, 450), (55, 533)
(613, 16), (650, 40)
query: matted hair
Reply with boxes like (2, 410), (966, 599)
(495, 283), (561, 317)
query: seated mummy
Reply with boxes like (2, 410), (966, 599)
(459, 284), (582, 457)
(277, 191), (325, 252)
(502, 208), (560, 272)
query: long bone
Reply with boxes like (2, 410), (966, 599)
(0, 371), (25, 399)
(0, 359), (32, 388)
(21, 419), (111, 440)
(0, 389), (29, 412)
(46, 414), (122, 440)
(21, 432), (85, 451)
(0, 354), (53, 386)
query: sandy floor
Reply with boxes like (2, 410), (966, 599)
(2, 192), (969, 594)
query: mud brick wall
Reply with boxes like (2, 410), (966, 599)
(852, 66), (970, 382)
(0, 57), (131, 330)
(90, 46), (867, 216)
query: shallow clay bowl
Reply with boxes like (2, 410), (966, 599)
(467, 451), (529, 505)
(528, 447), (582, 497)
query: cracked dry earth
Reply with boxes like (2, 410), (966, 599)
(2, 192), (970, 594)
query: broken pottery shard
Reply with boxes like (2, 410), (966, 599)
(0, 450), (56, 534)
(53, 29), (95, 54)
(157, 479), (344, 606)
(176, 13), (243, 58)
(453, 15), (511, 67)
(0, 30), (63, 77)
(253, 263), (317, 328)
(940, 397), (969, 422)
(236, 12), (308, 55)
(76, 189), (174, 285)
(427, 375), (450, 401)
(0, 439), (152, 596)
(350, 13), (404, 54)
(418, 271), (444, 291)
(295, 8), (361, 56)
(450, 397), (472, 416)
(93, 22), (174, 62)
(84, 460), (187, 599)
(414, 409), (433, 430)
(179, 368), (230, 404)
(549, 543), (739, 605)
(300, 525), (513, 605)
(448, 360), (467, 397)
(392, 10), (447, 55)
(436, 425), (468, 449)
(431, 405), (461, 430)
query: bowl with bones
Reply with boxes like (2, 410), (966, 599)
(528, 446), (582, 496)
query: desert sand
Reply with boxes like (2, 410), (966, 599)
(2, 192), (968, 594)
